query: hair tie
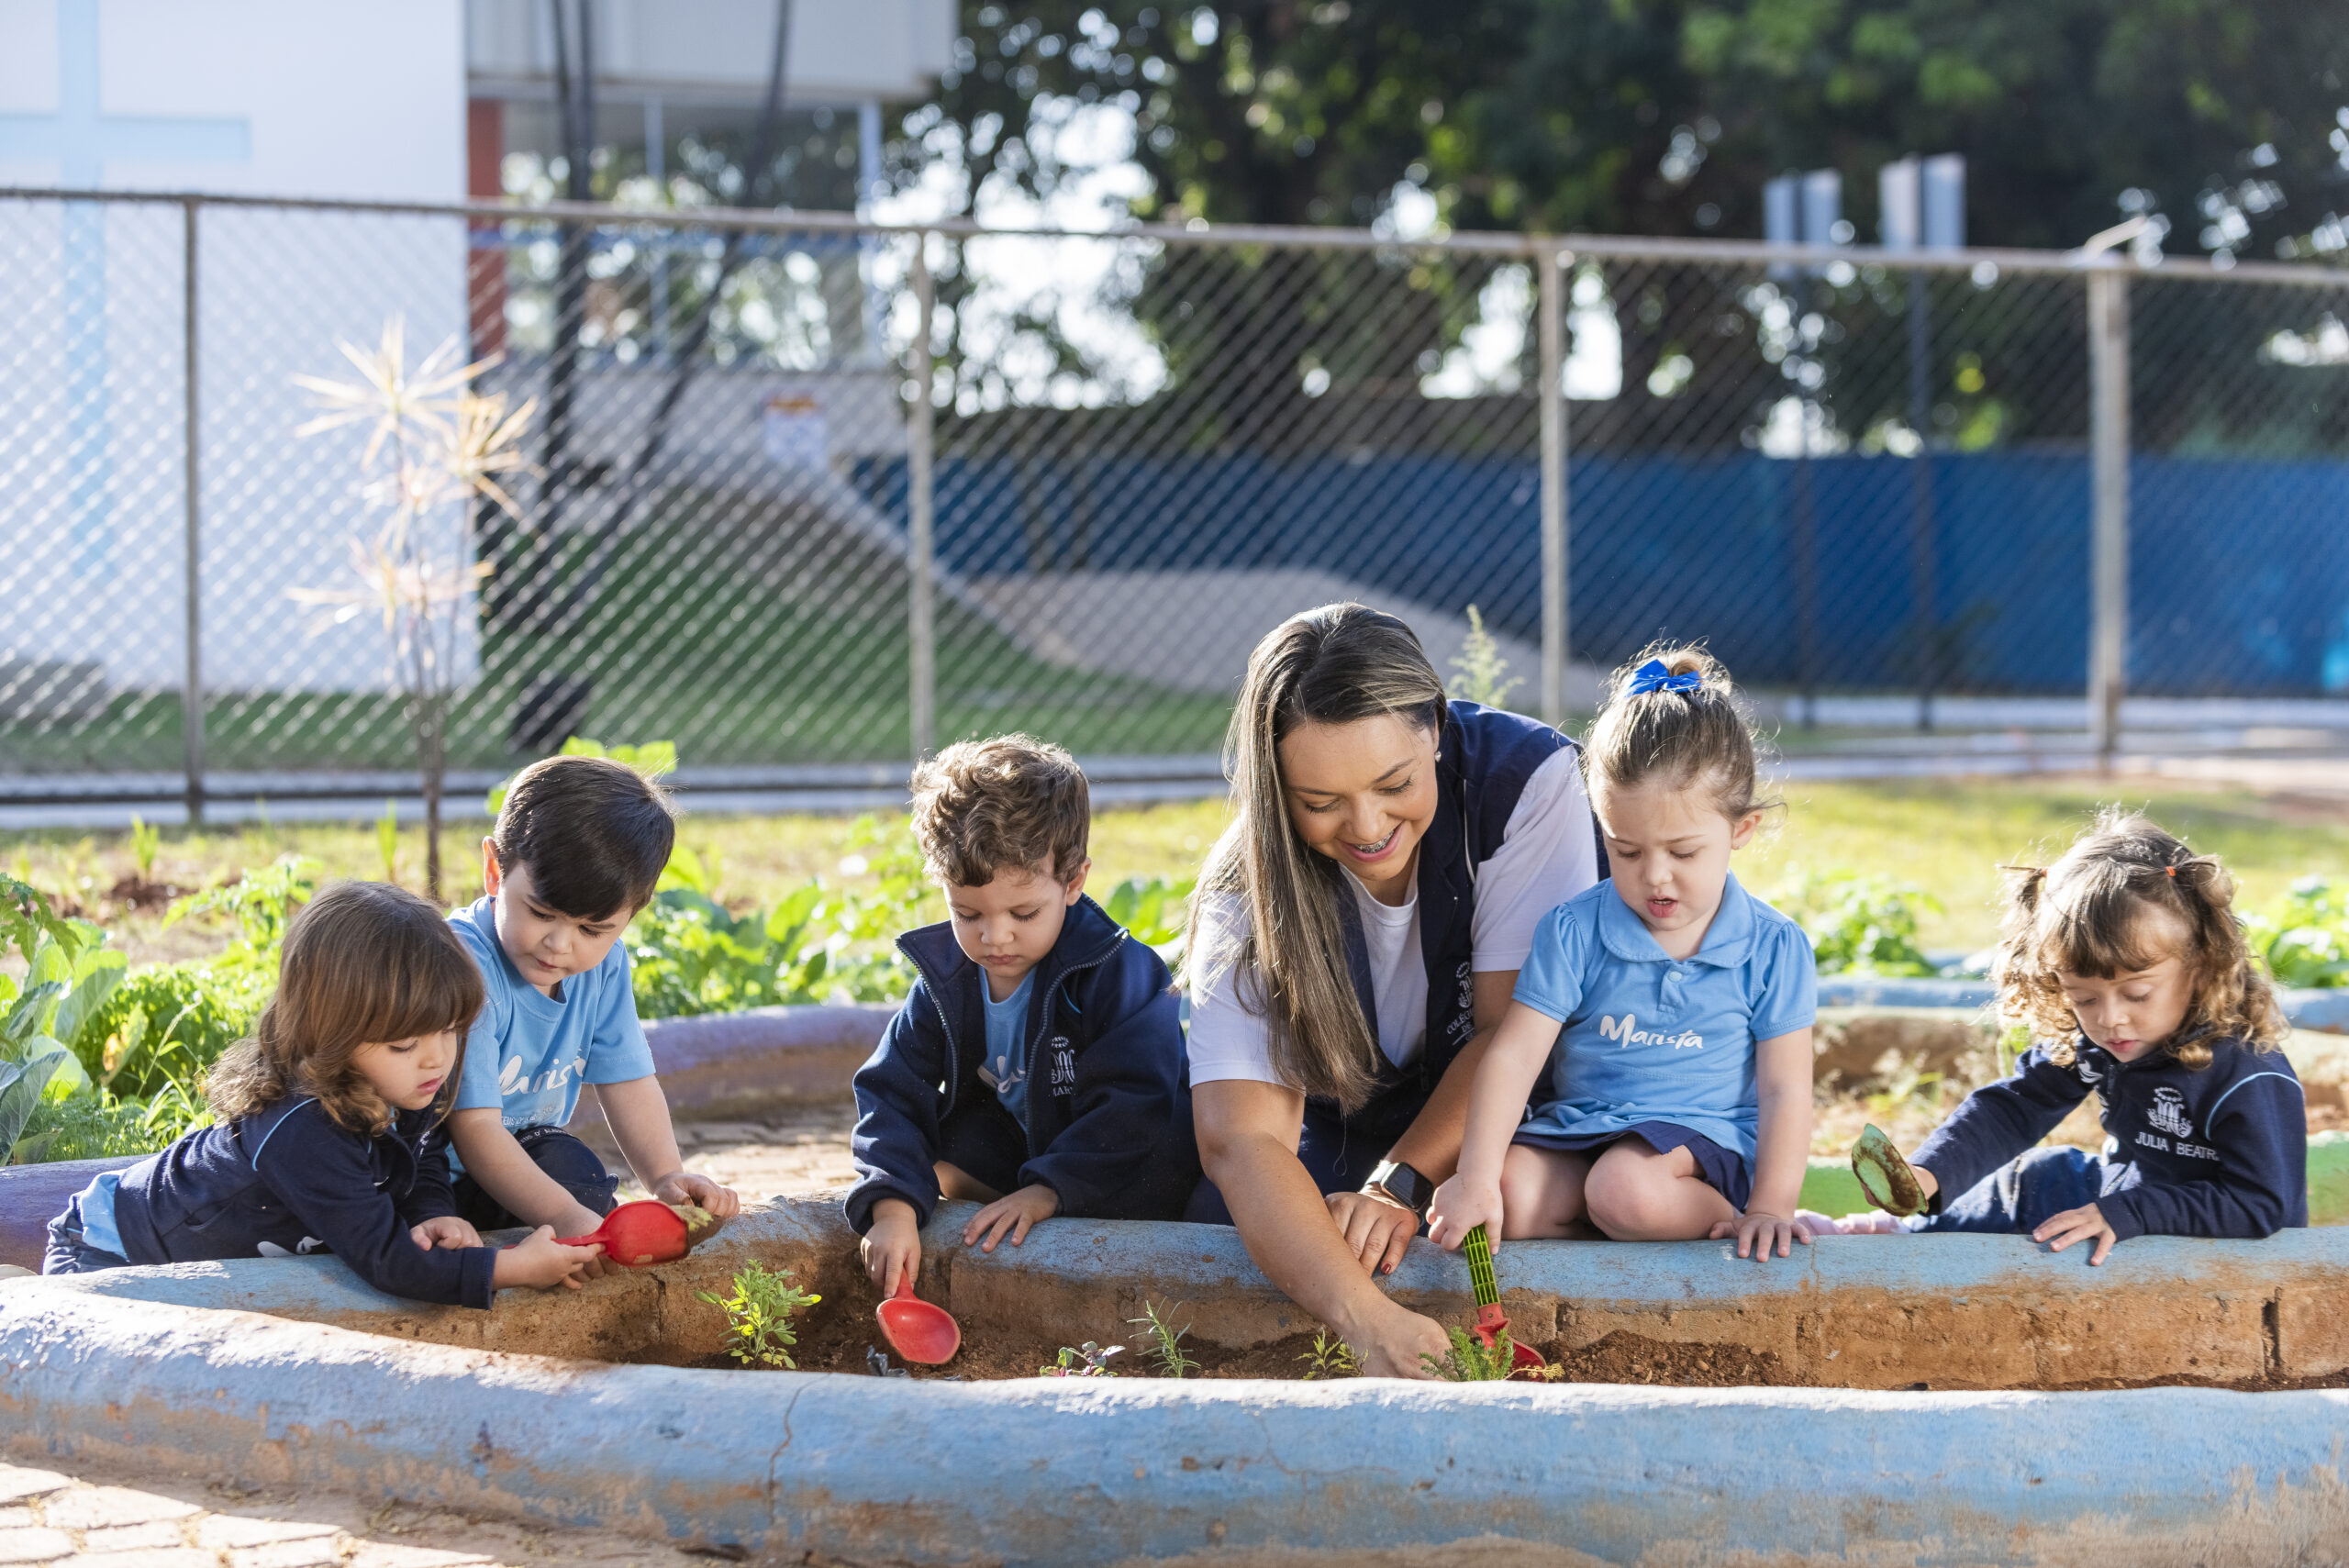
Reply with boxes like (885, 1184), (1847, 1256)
(2165, 864), (2177, 879)
(1627, 660), (1703, 696)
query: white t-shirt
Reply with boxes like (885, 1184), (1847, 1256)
(1187, 747), (1599, 1088)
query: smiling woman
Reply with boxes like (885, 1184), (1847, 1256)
(1181, 604), (1600, 1377)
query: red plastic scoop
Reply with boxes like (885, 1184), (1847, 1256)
(556, 1200), (691, 1267)
(875, 1279), (961, 1364)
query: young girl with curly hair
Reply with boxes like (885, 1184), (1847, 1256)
(1824, 810), (2306, 1262)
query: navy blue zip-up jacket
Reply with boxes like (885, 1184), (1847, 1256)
(1911, 1035), (2307, 1241)
(846, 894), (1196, 1232)
(106, 1094), (498, 1308)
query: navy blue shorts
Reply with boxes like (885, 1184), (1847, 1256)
(1511, 1121), (1753, 1211)
(451, 1127), (619, 1231)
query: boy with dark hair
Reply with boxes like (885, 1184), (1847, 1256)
(446, 754), (738, 1248)
(851, 735), (1197, 1296)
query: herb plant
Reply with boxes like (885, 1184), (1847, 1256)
(697, 1261), (821, 1369)
(1776, 870), (1942, 977)
(1447, 604), (1522, 710)
(1420, 1325), (1519, 1383)
(128, 817), (161, 882)
(1039, 1341), (1125, 1377)
(2247, 878), (2349, 988)
(1127, 1299), (1197, 1378)
(1297, 1330), (1360, 1380)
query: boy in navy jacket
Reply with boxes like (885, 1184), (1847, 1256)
(850, 736), (1197, 1295)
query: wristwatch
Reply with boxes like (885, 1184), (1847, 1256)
(1363, 1158), (1435, 1219)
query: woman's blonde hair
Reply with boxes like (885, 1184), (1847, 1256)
(1993, 808), (2285, 1069)
(1583, 643), (1771, 822)
(206, 881), (485, 1136)
(1186, 604), (1446, 1109)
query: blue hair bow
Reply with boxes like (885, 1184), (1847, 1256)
(1626, 660), (1703, 696)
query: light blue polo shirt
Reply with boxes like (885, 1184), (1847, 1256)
(449, 895), (657, 1142)
(1511, 874), (1816, 1162)
(977, 969), (1039, 1132)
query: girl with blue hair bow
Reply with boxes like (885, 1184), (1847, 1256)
(1430, 645), (1822, 1263)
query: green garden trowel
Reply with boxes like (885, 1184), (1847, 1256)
(1461, 1224), (1545, 1376)
(1851, 1124), (1925, 1217)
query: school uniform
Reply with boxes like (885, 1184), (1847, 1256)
(1509, 874), (1818, 1208)
(1909, 1036), (2307, 1239)
(41, 1095), (497, 1308)
(845, 894), (1196, 1232)
(1185, 702), (1601, 1218)
(445, 895), (635, 1227)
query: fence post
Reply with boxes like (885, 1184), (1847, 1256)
(182, 196), (205, 826)
(2087, 268), (2129, 766)
(1537, 242), (1569, 728)
(907, 235), (937, 762)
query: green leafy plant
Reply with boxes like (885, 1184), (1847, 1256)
(1102, 874), (1195, 966)
(696, 1261), (821, 1368)
(1448, 604), (1523, 710)
(1775, 871), (1942, 977)
(2247, 878), (2349, 989)
(128, 817), (161, 881)
(1421, 1324), (1519, 1383)
(1127, 1299), (1198, 1378)
(1297, 1330), (1360, 1380)
(1039, 1340), (1125, 1377)
(163, 855), (317, 961)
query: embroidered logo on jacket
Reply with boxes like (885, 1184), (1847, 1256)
(1598, 1014), (1703, 1051)
(2145, 1085), (2193, 1140)
(1048, 1038), (1076, 1095)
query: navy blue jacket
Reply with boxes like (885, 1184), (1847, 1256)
(106, 1094), (498, 1308)
(846, 894), (1196, 1232)
(1911, 1035), (2307, 1241)
(1327, 700), (1584, 1148)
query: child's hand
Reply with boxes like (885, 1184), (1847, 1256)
(652, 1170), (740, 1222)
(1426, 1173), (1502, 1253)
(2032, 1202), (2119, 1265)
(863, 1200), (923, 1296)
(409, 1216), (483, 1251)
(493, 1225), (604, 1291)
(1325, 1189), (1419, 1277)
(1709, 1208), (1816, 1261)
(963, 1183), (1060, 1252)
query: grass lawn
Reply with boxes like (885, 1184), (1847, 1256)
(9, 769), (2349, 968)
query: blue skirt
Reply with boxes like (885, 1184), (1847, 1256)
(1510, 1120), (1753, 1210)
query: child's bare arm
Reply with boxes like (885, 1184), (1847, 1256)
(1716, 1028), (1815, 1259)
(447, 1108), (607, 1237)
(593, 1077), (740, 1218)
(1427, 1001), (1563, 1250)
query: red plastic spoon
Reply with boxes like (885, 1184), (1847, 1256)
(555, 1200), (691, 1267)
(875, 1279), (961, 1364)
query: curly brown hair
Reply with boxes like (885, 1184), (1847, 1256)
(1992, 809), (2285, 1069)
(205, 882), (485, 1137)
(909, 734), (1090, 887)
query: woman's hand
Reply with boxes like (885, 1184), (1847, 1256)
(963, 1183), (1059, 1253)
(1324, 1189), (1419, 1277)
(409, 1215), (482, 1251)
(1709, 1207), (1816, 1261)
(2032, 1202), (2118, 1265)
(1425, 1173), (1503, 1252)
(861, 1199), (923, 1295)
(492, 1225), (603, 1291)
(1342, 1300), (1453, 1380)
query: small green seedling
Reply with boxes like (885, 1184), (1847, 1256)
(1297, 1330), (1360, 1380)
(1127, 1299), (1197, 1378)
(697, 1261), (820, 1368)
(128, 817), (161, 881)
(1421, 1324), (1520, 1383)
(1039, 1341), (1124, 1377)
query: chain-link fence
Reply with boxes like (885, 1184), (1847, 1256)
(3, 188), (2347, 814)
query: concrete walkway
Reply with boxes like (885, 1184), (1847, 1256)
(0, 1462), (707, 1568)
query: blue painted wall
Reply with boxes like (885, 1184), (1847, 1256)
(852, 451), (2349, 696)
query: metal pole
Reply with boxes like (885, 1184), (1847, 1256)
(1907, 269), (1936, 731)
(1537, 242), (1568, 728)
(907, 237), (937, 760)
(181, 196), (205, 826)
(2088, 269), (2130, 766)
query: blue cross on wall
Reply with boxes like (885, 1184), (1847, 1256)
(0, 0), (250, 575)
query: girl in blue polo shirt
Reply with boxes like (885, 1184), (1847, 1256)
(1430, 648), (1820, 1262)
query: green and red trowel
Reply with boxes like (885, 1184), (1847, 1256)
(1851, 1123), (1926, 1217)
(1460, 1224), (1549, 1379)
